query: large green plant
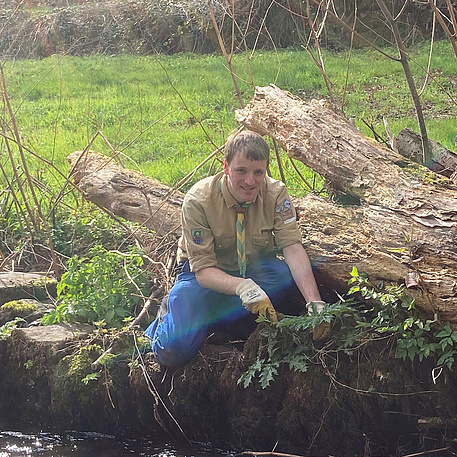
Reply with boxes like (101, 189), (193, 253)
(238, 302), (348, 389)
(42, 246), (150, 328)
(347, 267), (457, 369)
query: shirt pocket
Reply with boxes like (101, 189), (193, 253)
(214, 236), (237, 266)
(252, 233), (274, 256)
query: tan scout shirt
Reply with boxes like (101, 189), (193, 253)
(177, 171), (302, 273)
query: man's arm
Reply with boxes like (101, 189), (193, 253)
(195, 267), (244, 295)
(282, 243), (322, 304)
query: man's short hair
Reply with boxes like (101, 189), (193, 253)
(225, 130), (270, 165)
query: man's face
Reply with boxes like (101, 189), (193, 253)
(223, 153), (267, 203)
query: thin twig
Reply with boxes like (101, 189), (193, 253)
(288, 157), (316, 192)
(132, 331), (191, 443)
(319, 354), (439, 397)
(419, 4), (436, 96)
(401, 447), (451, 457)
(272, 139), (286, 184)
(341, 0), (358, 115)
(429, 0), (457, 60)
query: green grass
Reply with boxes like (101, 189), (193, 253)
(2, 40), (457, 199)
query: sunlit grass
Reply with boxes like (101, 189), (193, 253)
(2, 41), (456, 198)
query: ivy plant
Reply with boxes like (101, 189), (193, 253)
(347, 267), (457, 370)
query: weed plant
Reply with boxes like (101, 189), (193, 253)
(240, 267), (457, 389)
(42, 245), (151, 328)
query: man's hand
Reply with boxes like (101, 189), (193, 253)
(236, 279), (278, 323)
(306, 300), (331, 341)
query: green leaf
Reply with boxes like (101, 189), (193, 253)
(259, 364), (279, 389)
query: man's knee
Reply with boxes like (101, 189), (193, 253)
(151, 324), (203, 367)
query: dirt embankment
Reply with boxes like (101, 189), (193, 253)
(1, 311), (457, 456)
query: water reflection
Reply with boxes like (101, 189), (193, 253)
(0, 429), (234, 457)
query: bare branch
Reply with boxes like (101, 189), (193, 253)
(206, 0), (245, 108)
(375, 0), (430, 164)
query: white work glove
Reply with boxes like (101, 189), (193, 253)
(306, 300), (331, 341)
(236, 279), (278, 324)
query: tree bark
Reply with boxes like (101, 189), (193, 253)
(67, 150), (183, 239)
(235, 84), (457, 323)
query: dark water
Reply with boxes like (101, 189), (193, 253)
(0, 429), (235, 457)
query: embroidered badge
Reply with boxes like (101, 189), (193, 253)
(191, 229), (203, 244)
(276, 198), (295, 224)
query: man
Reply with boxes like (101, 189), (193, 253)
(145, 130), (329, 367)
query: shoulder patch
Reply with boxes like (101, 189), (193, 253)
(276, 198), (295, 224)
(191, 229), (203, 244)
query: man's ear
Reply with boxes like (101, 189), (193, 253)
(223, 159), (229, 175)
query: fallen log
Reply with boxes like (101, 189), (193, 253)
(395, 127), (457, 182)
(67, 150), (184, 239)
(235, 84), (457, 322)
(66, 85), (457, 323)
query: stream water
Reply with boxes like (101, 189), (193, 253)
(0, 427), (235, 457)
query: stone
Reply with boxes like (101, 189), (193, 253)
(0, 272), (57, 307)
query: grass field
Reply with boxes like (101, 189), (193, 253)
(3, 40), (457, 200)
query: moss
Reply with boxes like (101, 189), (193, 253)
(66, 349), (94, 378)
(400, 162), (454, 188)
(51, 347), (104, 425)
(31, 277), (58, 301)
(1, 300), (38, 316)
(31, 277), (57, 287)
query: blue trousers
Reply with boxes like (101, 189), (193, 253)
(145, 256), (302, 367)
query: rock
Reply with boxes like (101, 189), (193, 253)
(13, 322), (92, 346)
(0, 272), (57, 307)
(0, 299), (55, 326)
(0, 323), (152, 435)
